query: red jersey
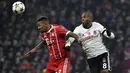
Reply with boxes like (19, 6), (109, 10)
(41, 24), (71, 59)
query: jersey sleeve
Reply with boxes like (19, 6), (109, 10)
(97, 23), (106, 33)
(57, 25), (70, 36)
(73, 27), (81, 38)
(73, 27), (79, 34)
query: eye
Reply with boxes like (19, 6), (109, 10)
(37, 22), (41, 26)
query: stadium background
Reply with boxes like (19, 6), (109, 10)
(0, 0), (130, 73)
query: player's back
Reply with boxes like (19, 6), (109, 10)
(42, 24), (71, 59)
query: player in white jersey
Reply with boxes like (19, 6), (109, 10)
(65, 12), (115, 73)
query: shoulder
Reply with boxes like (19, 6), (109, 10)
(53, 24), (64, 28)
(52, 24), (58, 28)
(92, 21), (104, 28)
(52, 24), (62, 30)
(41, 33), (45, 36)
(73, 24), (82, 33)
(75, 24), (82, 30)
(53, 24), (68, 32)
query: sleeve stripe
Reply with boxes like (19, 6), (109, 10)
(102, 30), (106, 34)
(66, 31), (71, 36)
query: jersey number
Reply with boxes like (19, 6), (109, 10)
(103, 63), (107, 69)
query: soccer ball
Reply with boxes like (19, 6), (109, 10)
(12, 1), (25, 14)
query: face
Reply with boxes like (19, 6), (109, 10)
(37, 21), (48, 33)
(82, 13), (92, 27)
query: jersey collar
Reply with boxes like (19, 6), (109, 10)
(82, 23), (92, 29)
(47, 25), (53, 33)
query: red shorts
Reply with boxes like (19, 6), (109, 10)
(46, 56), (71, 73)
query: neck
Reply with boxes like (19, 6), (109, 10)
(83, 23), (92, 29)
(46, 24), (52, 32)
(48, 24), (51, 29)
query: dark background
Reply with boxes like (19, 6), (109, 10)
(0, 0), (130, 73)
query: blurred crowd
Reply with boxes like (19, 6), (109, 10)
(0, 0), (130, 73)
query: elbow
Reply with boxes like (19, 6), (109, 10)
(103, 30), (115, 39)
(109, 32), (115, 39)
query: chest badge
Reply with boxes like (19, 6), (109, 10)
(51, 33), (54, 36)
(87, 32), (91, 35)
(93, 31), (97, 35)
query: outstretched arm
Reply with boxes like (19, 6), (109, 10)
(24, 41), (45, 57)
(97, 22), (115, 39)
(66, 31), (79, 41)
(65, 31), (78, 48)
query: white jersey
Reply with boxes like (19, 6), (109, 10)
(73, 22), (108, 59)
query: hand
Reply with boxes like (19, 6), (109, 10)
(24, 52), (31, 58)
(64, 46), (71, 51)
(24, 49), (36, 58)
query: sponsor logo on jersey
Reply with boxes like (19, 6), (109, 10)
(51, 33), (54, 36)
(79, 34), (99, 41)
(78, 33), (84, 37)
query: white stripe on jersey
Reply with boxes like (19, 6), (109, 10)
(107, 53), (111, 71)
(66, 31), (71, 36)
(63, 58), (68, 73)
(50, 32), (57, 59)
(54, 27), (62, 58)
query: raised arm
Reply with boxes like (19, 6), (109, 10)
(65, 31), (79, 48)
(66, 31), (79, 41)
(65, 26), (80, 48)
(24, 41), (45, 57)
(97, 22), (115, 39)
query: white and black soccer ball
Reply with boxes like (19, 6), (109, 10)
(12, 1), (25, 14)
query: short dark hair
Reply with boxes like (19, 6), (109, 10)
(84, 11), (93, 20)
(37, 16), (48, 22)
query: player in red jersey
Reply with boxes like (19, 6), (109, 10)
(24, 16), (78, 73)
